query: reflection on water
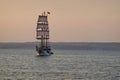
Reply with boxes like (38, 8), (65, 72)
(0, 49), (120, 80)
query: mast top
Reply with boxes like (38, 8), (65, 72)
(37, 12), (50, 23)
(41, 11), (50, 16)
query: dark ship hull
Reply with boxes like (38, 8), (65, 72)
(36, 46), (53, 56)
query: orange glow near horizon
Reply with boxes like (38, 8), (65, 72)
(0, 0), (120, 42)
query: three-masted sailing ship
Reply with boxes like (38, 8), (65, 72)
(36, 12), (53, 56)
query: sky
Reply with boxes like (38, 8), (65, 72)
(0, 0), (120, 42)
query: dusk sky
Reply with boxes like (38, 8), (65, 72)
(0, 0), (120, 42)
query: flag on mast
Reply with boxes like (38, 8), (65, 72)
(47, 12), (50, 14)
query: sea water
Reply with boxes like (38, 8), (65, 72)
(0, 45), (120, 80)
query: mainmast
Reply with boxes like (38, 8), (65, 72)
(36, 12), (49, 47)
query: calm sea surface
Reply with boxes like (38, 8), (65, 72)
(0, 48), (120, 80)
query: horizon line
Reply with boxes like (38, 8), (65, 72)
(0, 41), (120, 43)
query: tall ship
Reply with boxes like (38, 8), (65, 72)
(36, 12), (53, 56)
